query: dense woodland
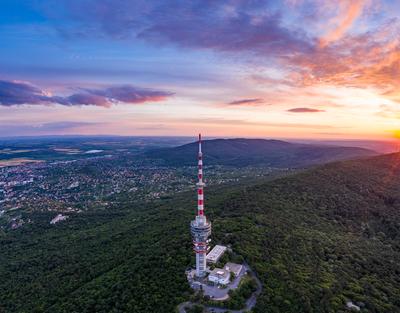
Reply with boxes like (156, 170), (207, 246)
(2, 153), (400, 312)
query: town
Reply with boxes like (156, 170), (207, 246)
(0, 145), (287, 231)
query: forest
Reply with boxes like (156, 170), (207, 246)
(1, 153), (400, 312)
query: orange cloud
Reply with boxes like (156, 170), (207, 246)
(319, 0), (368, 47)
(288, 20), (400, 103)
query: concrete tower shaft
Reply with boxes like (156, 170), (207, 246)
(190, 133), (211, 277)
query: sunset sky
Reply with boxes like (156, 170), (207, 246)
(1, 0), (399, 139)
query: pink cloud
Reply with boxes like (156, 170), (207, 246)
(287, 107), (325, 113)
(319, 0), (369, 47)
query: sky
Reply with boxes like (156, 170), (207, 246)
(0, 0), (400, 139)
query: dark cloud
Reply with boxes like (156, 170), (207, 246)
(227, 98), (265, 105)
(65, 93), (110, 107)
(56, 1), (313, 56)
(287, 107), (325, 113)
(0, 80), (52, 106)
(139, 9), (312, 56)
(82, 85), (173, 104)
(0, 80), (173, 107)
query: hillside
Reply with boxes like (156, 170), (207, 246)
(144, 138), (377, 167)
(1, 153), (400, 312)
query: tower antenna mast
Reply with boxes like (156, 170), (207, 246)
(190, 133), (212, 277)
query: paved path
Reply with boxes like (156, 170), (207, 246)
(242, 262), (262, 311)
(178, 262), (263, 313)
(177, 301), (191, 313)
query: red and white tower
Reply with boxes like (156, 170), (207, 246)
(190, 134), (212, 277)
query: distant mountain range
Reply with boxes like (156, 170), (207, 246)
(145, 138), (378, 167)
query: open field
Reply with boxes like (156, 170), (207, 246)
(0, 158), (43, 167)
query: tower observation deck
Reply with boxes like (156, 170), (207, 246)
(190, 134), (212, 277)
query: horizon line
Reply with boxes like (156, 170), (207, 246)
(0, 134), (397, 143)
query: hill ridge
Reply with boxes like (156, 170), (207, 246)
(145, 138), (377, 167)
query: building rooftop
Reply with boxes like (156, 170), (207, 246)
(224, 262), (243, 276)
(209, 267), (230, 280)
(206, 245), (227, 263)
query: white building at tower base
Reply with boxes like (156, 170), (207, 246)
(206, 245), (227, 264)
(208, 268), (230, 285)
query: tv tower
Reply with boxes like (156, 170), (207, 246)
(190, 134), (212, 277)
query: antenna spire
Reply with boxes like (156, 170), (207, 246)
(198, 133), (202, 153)
(197, 133), (204, 215)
